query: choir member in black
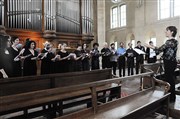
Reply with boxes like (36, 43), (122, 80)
(0, 35), (11, 77)
(6, 36), (22, 77)
(101, 42), (111, 69)
(41, 42), (55, 75)
(91, 43), (100, 70)
(74, 44), (83, 71)
(81, 43), (90, 71)
(125, 43), (136, 76)
(56, 43), (70, 73)
(110, 43), (118, 75)
(117, 42), (126, 77)
(0, 72), (3, 78)
(22, 40), (39, 76)
(145, 41), (157, 63)
(135, 41), (145, 74)
(0, 35), (9, 78)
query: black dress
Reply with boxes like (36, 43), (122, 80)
(6, 47), (22, 77)
(41, 49), (55, 75)
(23, 49), (38, 76)
(101, 48), (111, 69)
(91, 49), (100, 70)
(81, 49), (90, 71)
(125, 48), (136, 76)
(0, 72), (3, 79)
(57, 51), (69, 73)
(74, 50), (83, 71)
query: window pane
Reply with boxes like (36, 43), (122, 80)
(120, 5), (126, 27)
(111, 7), (118, 28)
(174, 0), (180, 16)
(158, 0), (170, 19)
(131, 40), (135, 49)
(115, 41), (118, 50)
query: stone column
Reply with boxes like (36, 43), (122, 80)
(97, 0), (106, 50)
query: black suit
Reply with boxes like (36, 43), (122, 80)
(125, 48), (135, 76)
(145, 48), (157, 63)
(135, 46), (145, 74)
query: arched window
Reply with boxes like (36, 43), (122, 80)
(111, 4), (126, 29)
(158, 0), (180, 20)
(111, 6), (118, 28)
(174, 0), (180, 16)
(131, 40), (135, 49)
(115, 41), (118, 49)
(158, 0), (170, 20)
(120, 4), (126, 27)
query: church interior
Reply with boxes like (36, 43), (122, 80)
(0, 0), (180, 119)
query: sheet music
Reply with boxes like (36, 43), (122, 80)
(149, 48), (156, 58)
(0, 69), (8, 78)
(134, 48), (146, 55)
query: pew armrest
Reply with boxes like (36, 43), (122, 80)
(154, 78), (170, 93)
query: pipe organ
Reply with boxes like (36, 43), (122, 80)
(0, 0), (95, 48)
(56, 0), (80, 34)
(45, 0), (55, 30)
(81, 0), (93, 35)
(7, 0), (42, 31)
(0, 0), (4, 25)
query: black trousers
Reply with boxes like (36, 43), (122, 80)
(111, 61), (117, 75)
(102, 57), (111, 69)
(91, 58), (99, 70)
(164, 59), (177, 102)
(118, 56), (125, 77)
(82, 60), (90, 71)
(136, 60), (144, 74)
(127, 59), (134, 76)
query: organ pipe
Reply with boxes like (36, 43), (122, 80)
(4, 0), (93, 34)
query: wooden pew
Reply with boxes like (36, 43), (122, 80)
(0, 69), (112, 96)
(0, 69), (121, 118)
(54, 72), (170, 119)
(0, 77), (121, 118)
(142, 63), (180, 119)
(1, 71), (164, 119)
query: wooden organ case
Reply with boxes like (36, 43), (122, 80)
(0, 0), (95, 49)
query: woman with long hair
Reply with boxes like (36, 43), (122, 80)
(22, 40), (39, 76)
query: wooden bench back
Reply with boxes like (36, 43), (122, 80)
(141, 63), (162, 75)
(0, 72), (153, 114)
(0, 69), (112, 96)
(54, 72), (170, 119)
